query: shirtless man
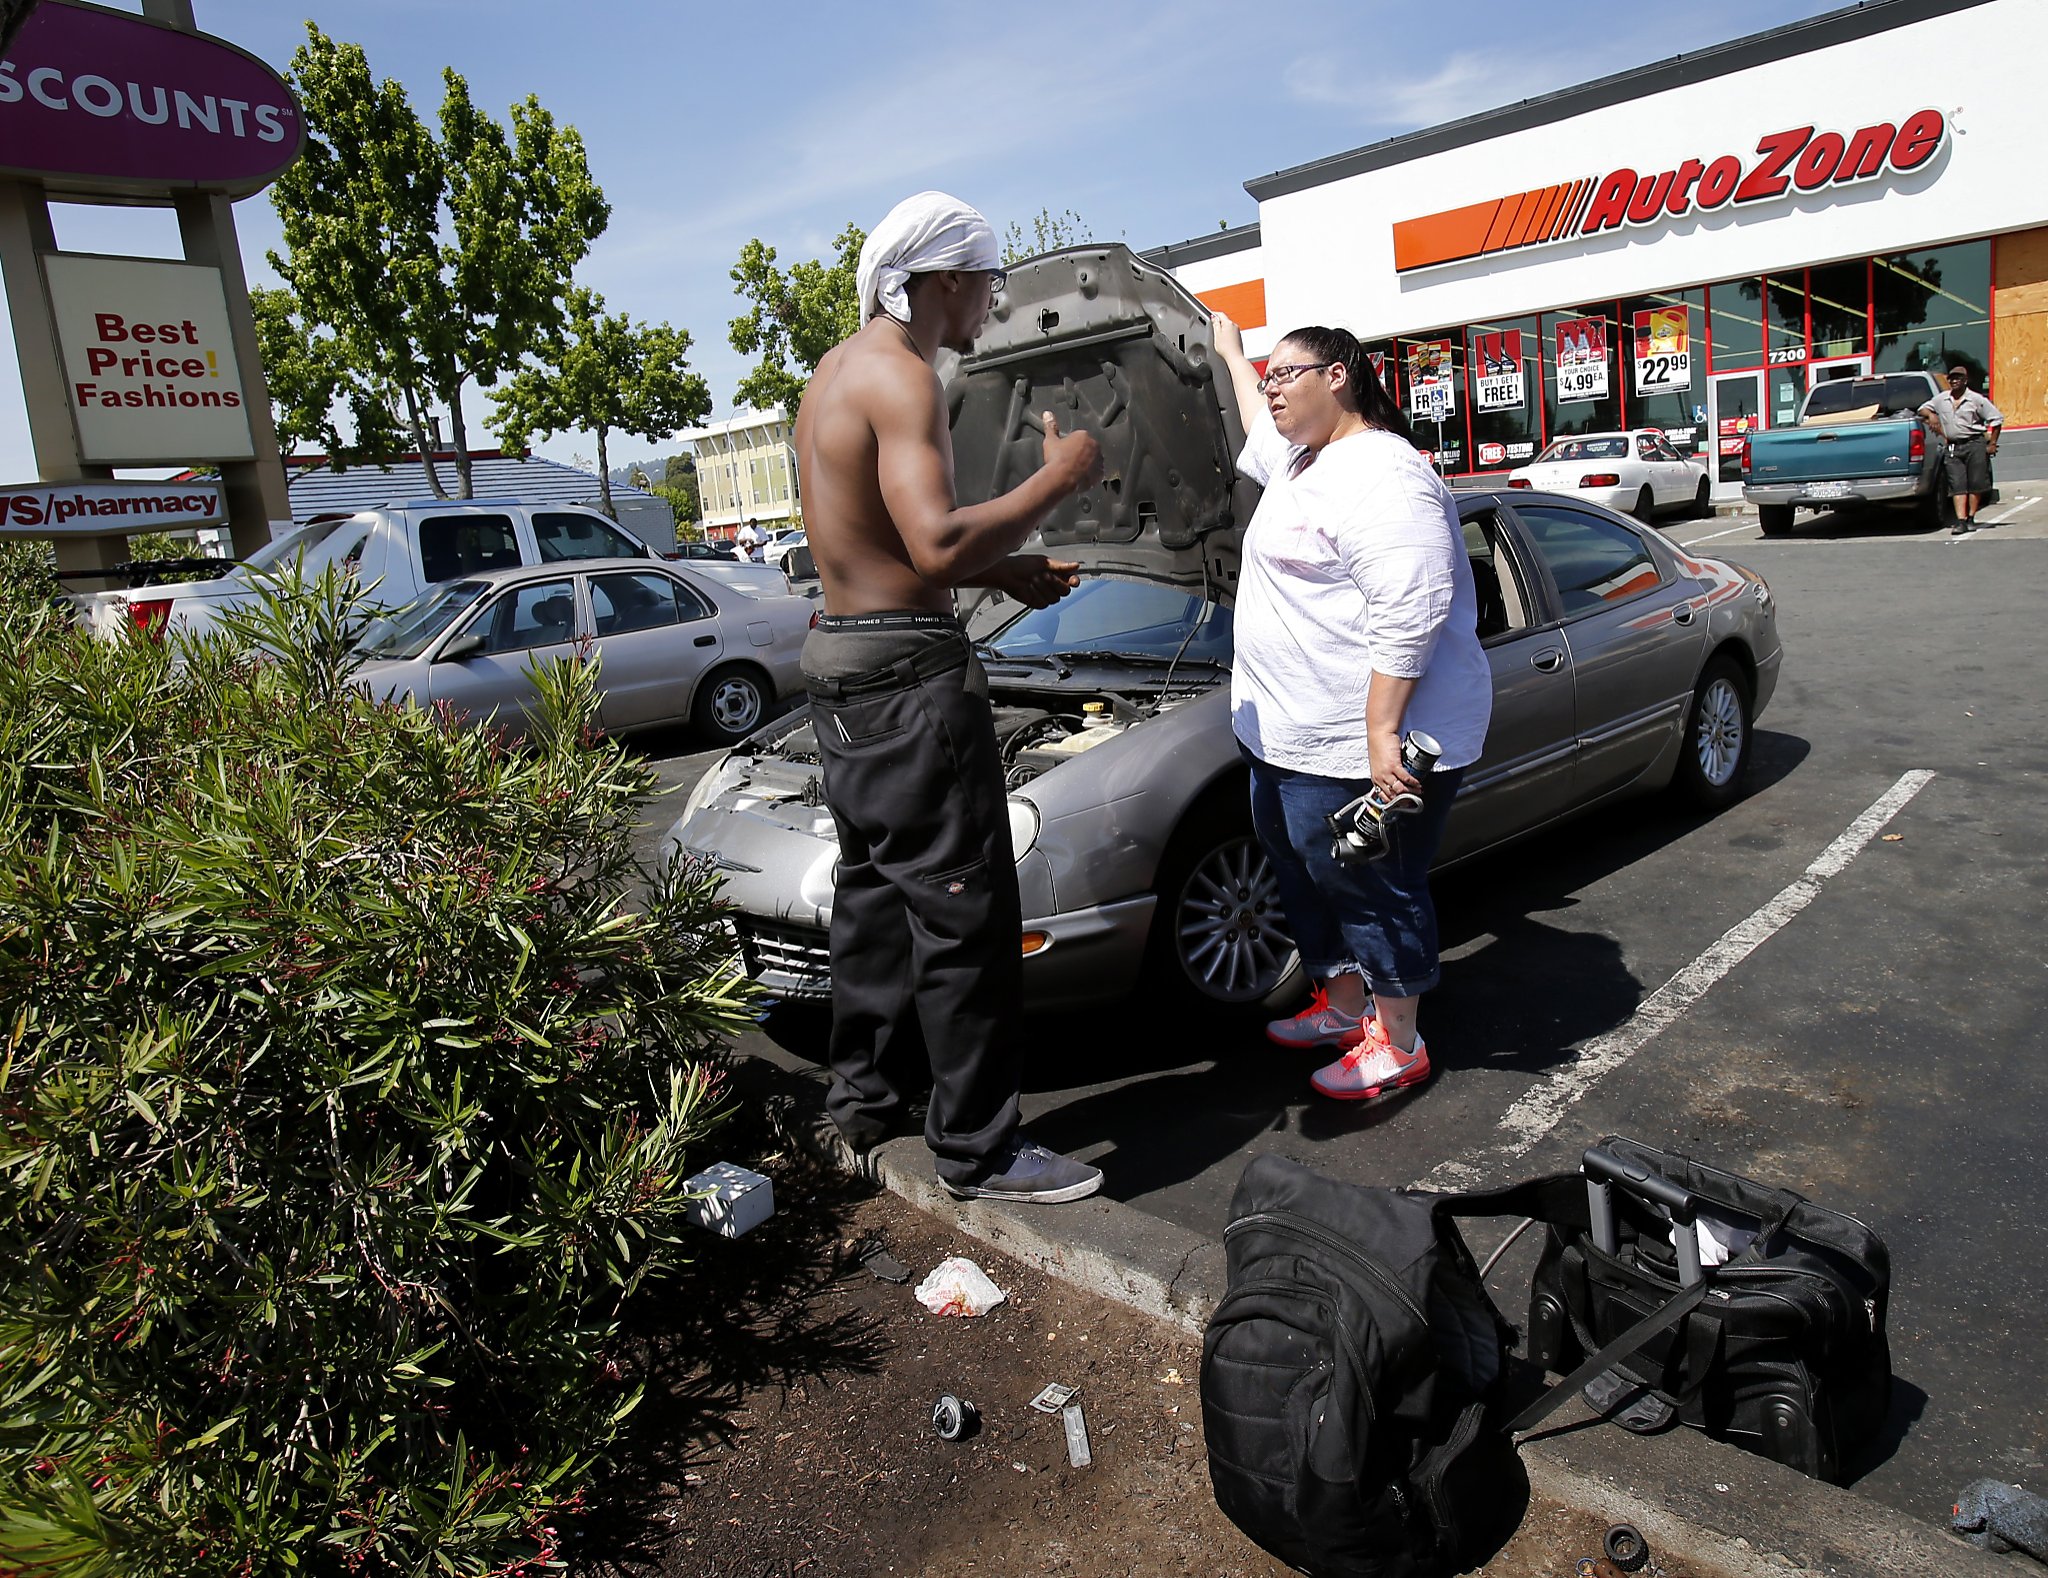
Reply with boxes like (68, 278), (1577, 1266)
(792, 191), (1105, 1204)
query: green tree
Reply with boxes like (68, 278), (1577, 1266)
(1001, 206), (1091, 264)
(491, 287), (712, 519)
(268, 25), (609, 499)
(727, 223), (865, 414)
(658, 454), (701, 528)
(249, 285), (408, 463)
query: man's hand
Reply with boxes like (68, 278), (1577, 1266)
(1368, 730), (1422, 801)
(1212, 312), (1245, 363)
(1041, 412), (1103, 495)
(983, 554), (1082, 609)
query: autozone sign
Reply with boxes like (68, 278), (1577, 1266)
(1392, 110), (1947, 273)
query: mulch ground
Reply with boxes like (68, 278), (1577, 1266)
(569, 1142), (1702, 1578)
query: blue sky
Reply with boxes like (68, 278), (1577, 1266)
(2, 0), (1849, 482)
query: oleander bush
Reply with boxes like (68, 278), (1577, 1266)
(0, 570), (753, 1575)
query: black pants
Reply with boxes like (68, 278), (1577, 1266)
(805, 619), (1020, 1185)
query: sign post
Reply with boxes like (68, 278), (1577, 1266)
(0, 0), (303, 579)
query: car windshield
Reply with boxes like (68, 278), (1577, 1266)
(1536, 437), (1628, 462)
(985, 577), (1233, 664)
(233, 517), (355, 577)
(353, 579), (494, 661)
(1801, 376), (1933, 421)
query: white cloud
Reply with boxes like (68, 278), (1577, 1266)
(1281, 41), (1665, 130)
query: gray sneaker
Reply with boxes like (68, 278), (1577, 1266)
(942, 1140), (1103, 1204)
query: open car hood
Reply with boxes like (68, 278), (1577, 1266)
(944, 244), (1254, 601)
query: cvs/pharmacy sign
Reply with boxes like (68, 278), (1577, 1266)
(1393, 110), (1947, 273)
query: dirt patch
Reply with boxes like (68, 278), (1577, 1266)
(574, 1149), (1705, 1578)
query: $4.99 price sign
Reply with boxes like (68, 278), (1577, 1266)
(1632, 305), (1692, 396)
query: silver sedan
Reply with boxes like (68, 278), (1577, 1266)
(352, 556), (812, 745)
(659, 244), (1783, 1013)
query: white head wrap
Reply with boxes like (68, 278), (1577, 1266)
(857, 191), (1001, 326)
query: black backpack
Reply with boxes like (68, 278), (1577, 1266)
(1201, 1154), (1520, 1577)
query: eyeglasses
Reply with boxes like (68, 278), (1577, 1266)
(988, 268), (1008, 294)
(1257, 361), (1337, 395)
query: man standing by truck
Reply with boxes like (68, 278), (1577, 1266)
(1919, 367), (2003, 534)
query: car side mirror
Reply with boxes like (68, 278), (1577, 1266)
(437, 632), (486, 663)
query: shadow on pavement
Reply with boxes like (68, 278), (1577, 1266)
(1843, 1375), (1929, 1485)
(749, 738), (1817, 1205)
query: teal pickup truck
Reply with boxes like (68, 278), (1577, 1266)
(1741, 371), (1946, 536)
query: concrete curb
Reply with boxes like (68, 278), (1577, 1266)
(732, 1040), (2017, 1578)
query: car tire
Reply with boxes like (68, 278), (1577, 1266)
(1758, 504), (1795, 537)
(1145, 798), (1302, 1014)
(1633, 485), (1655, 522)
(692, 663), (769, 746)
(1916, 467), (1953, 530)
(1675, 655), (1753, 810)
(1691, 477), (1713, 518)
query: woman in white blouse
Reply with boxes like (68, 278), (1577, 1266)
(1210, 316), (1492, 1102)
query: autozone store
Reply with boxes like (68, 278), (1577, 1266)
(1151, 0), (2048, 498)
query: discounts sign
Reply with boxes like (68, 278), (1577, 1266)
(1633, 305), (1692, 396)
(1406, 338), (1455, 421)
(43, 253), (254, 464)
(1555, 316), (1609, 402)
(1469, 329), (1524, 412)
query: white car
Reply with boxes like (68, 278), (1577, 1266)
(1508, 429), (1711, 521)
(75, 499), (667, 639)
(762, 531), (807, 574)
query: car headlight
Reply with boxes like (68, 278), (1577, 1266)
(1006, 796), (1039, 864)
(680, 754), (746, 826)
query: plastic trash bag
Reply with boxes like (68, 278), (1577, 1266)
(914, 1257), (1007, 1317)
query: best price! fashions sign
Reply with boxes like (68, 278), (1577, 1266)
(44, 254), (255, 463)
(1392, 110), (1948, 273)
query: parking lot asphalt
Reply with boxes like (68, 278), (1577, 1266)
(637, 498), (2048, 1532)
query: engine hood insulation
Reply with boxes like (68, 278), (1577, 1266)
(945, 245), (1256, 602)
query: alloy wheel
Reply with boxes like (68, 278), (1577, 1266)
(1175, 835), (1296, 1004)
(1694, 675), (1746, 787)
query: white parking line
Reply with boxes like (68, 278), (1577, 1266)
(1674, 521), (1757, 547)
(1419, 770), (1937, 1191)
(1977, 493), (2038, 525)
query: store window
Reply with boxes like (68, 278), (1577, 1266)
(1764, 276), (1806, 362)
(1708, 280), (1766, 369)
(1465, 315), (1541, 473)
(1541, 303), (1623, 442)
(1874, 243), (1990, 385)
(1808, 261), (1869, 358)
(1397, 329), (1465, 474)
(1620, 288), (1705, 455)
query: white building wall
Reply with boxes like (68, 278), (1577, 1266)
(1258, 0), (2048, 339)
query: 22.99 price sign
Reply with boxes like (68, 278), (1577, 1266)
(1632, 305), (1692, 397)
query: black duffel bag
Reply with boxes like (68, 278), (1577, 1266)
(1520, 1135), (1893, 1483)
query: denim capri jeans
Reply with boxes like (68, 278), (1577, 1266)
(1244, 747), (1465, 999)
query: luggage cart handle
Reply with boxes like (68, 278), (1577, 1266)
(1583, 1146), (1706, 1288)
(1583, 1146), (1698, 1221)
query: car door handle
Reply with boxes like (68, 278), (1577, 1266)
(1672, 604), (1695, 625)
(1530, 647), (1564, 672)
(694, 634), (716, 647)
